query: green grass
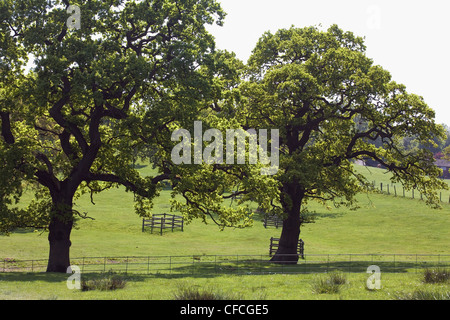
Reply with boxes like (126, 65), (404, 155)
(0, 164), (449, 299)
(354, 164), (450, 201)
(1, 271), (448, 300)
(310, 272), (347, 294)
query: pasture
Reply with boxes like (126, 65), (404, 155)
(0, 165), (449, 300)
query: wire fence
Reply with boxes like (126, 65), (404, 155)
(2, 254), (449, 275)
(370, 180), (450, 203)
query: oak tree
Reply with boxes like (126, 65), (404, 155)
(0, 0), (226, 272)
(239, 25), (447, 263)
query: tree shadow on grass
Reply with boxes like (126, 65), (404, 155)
(252, 210), (345, 228)
(0, 258), (437, 283)
(166, 259), (419, 276)
(0, 272), (68, 283)
(0, 271), (155, 283)
(2, 228), (44, 235)
(311, 211), (345, 219)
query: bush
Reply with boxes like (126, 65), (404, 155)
(423, 268), (450, 284)
(394, 289), (450, 300)
(173, 285), (243, 300)
(81, 273), (127, 291)
(311, 272), (347, 294)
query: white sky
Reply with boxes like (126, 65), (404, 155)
(207, 0), (450, 126)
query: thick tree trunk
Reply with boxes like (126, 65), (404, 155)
(270, 209), (301, 264)
(46, 200), (74, 273)
(270, 184), (304, 264)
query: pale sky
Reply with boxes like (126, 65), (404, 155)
(207, 0), (450, 126)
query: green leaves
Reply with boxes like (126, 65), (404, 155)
(0, 0), (228, 233)
(242, 24), (447, 215)
(1, 0), (445, 240)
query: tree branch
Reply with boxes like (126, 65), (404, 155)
(84, 172), (171, 198)
(0, 111), (15, 144)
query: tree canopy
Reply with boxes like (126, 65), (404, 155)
(1, 1), (446, 270)
(0, 0), (234, 272)
(238, 25), (447, 262)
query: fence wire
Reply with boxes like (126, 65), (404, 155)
(2, 254), (449, 275)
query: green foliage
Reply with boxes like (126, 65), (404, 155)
(172, 284), (244, 300)
(240, 24), (447, 219)
(423, 268), (450, 284)
(1, 1), (447, 272)
(394, 289), (450, 300)
(168, 114), (281, 229)
(81, 272), (127, 291)
(0, 0), (230, 235)
(311, 272), (347, 294)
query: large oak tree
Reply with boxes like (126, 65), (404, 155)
(239, 25), (447, 263)
(0, 0), (228, 272)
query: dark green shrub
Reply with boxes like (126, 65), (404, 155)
(173, 285), (243, 300)
(394, 289), (450, 300)
(311, 272), (347, 294)
(81, 273), (127, 291)
(423, 268), (449, 284)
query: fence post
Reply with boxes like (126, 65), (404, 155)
(393, 254), (396, 273)
(394, 185), (397, 197)
(215, 255), (217, 274)
(415, 254), (418, 273)
(259, 255), (262, 275)
(269, 237), (273, 256)
(151, 217), (154, 234)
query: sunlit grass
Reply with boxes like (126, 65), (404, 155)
(1, 164), (449, 299)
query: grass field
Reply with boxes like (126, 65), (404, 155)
(0, 164), (449, 300)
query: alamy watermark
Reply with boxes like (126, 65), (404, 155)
(66, 5), (81, 30)
(171, 121), (279, 175)
(366, 4), (382, 30)
(366, 265), (382, 290)
(66, 265), (81, 290)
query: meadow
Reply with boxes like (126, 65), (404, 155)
(0, 164), (449, 300)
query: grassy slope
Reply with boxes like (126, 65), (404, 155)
(0, 164), (449, 300)
(1, 164), (448, 259)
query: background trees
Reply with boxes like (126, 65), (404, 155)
(1, 1), (447, 271)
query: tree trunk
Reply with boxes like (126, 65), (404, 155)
(270, 184), (303, 264)
(46, 201), (74, 273)
(270, 209), (301, 264)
